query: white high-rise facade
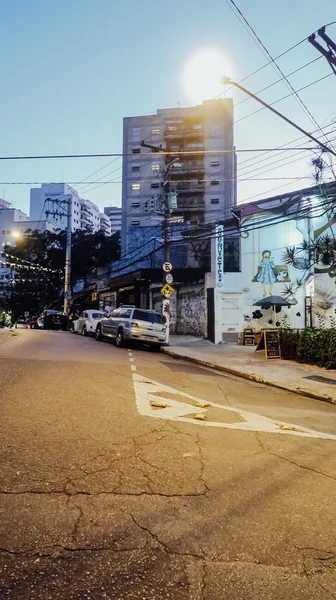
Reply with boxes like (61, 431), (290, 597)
(121, 99), (235, 255)
(30, 184), (82, 231)
(30, 184), (111, 235)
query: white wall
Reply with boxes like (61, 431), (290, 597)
(212, 217), (307, 343)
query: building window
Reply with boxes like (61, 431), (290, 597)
(152, 129), (160, 135)
(151, 183), (159, 188)
(132, 147), (140, 154)
(210, 198), (219, 204)
(152, 164), (160, 171)
(193, 124), (203, 130)
(211, 180), (219, 186)
(211, 161), (220, 167)
(131, 220), (140, 226)
(132, 166), (140, 172)
(131, 201), (140, 207)
(131, 183), (140, 190)
(224, 236), (240, 273)
(1, 230), (5, 235)
(6, 230), (10, 235)
(131, 127), (141, 142)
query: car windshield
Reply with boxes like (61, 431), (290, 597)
(132, 310), (163, 324)
(92, 313), (105, 319)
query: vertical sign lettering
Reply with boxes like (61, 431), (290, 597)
(216, 225), (224, 288)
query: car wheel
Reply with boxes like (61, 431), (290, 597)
(152, 344), (162, 352)
(81, 325), (87, 336)
(115, 329), (124, 348)
(95, 324), (103, 341)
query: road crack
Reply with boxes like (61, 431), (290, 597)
(268, 452), (336, 481)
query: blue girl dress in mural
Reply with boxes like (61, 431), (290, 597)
(257, 250), (277, 297)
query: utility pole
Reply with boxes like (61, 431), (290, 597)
(45, 196), (72, 314)
(63, 197), (72, 315)
(140, 141), (176, 344)
(308, 27), (336, 76)
(221, 77), (336, 158)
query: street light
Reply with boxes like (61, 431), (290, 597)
(11, 231), (21, 239)
(221, 76), (336, 158)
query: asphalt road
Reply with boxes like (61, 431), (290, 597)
(0, 329), (335, 599)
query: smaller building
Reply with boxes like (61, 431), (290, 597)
(99, 212), (112, 236)
(98, 267), (206, 336)
(207, 181), (336, 343)
(104, 206), (121, 235)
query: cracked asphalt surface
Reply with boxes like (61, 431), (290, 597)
(0, 329), (335, 599)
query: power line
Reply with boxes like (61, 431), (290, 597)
(0, 147), (322, 162)
(239, 134), (336, 178)
(234, 73), (334, 125)
(225, 0), (330, 145)
(76, 156), (122, 192)
(238, 123), (336, 171)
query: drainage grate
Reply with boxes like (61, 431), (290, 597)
(304, 375), (336, 385)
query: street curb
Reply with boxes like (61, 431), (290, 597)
(163, 348), (336, 405)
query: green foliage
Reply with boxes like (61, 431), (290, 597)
(280, 328), (336, 369)
(279, 329), (300, 361)
(1, 229), (120, 318)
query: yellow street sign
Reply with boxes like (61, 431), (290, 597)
(161, 283), (175, 298)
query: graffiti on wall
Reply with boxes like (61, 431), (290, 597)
(176, 286), (206, 336)
(252, 250), (290, 297)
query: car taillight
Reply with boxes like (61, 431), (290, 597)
(131, 321), (139, 328)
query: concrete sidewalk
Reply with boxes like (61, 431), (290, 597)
(164, 335), (336, 404)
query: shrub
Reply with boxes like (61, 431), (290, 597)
(280, 328), (336, 369)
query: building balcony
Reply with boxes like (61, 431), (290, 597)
(184, 129), (205, 138)
(164, 128), (184, 140)
(176, 182), (205, 194)
(174, 197), (205, 211)
(170, 161), (204, 175)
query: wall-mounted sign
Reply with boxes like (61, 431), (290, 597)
(215, 225), (224, 288)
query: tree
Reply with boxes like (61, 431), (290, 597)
(1, 229), (120, 317)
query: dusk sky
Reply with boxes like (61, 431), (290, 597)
(1, 0), (335, 216)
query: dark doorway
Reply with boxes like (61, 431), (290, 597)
(207, 288), (215, 343)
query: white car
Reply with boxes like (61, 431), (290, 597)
(72, 310), (105, 336)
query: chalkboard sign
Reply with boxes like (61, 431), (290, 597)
(255, 330), (281, 359)
(265, 330), (281, 359)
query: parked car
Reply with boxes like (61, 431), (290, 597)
(95, 306), (165, 350)
(71, 309), (105, 336)
(14, 318), (28, 329)
(36, 310), (68, 331)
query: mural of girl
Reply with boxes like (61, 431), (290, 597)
(257, 250), (277, 297)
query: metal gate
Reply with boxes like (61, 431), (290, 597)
(207, 288), (215, 343)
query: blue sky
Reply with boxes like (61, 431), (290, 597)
(1, 0), (335, 215)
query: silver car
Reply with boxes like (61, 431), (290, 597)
(95, 306), (165, 349)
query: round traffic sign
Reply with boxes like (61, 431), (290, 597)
(165, 273), (173, 284)
(162, 261), (173, 273)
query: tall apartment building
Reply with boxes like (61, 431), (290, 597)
(104, 206), (122, 235)
(121, 99), (235, 255)
(30, 184), (110, 235)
